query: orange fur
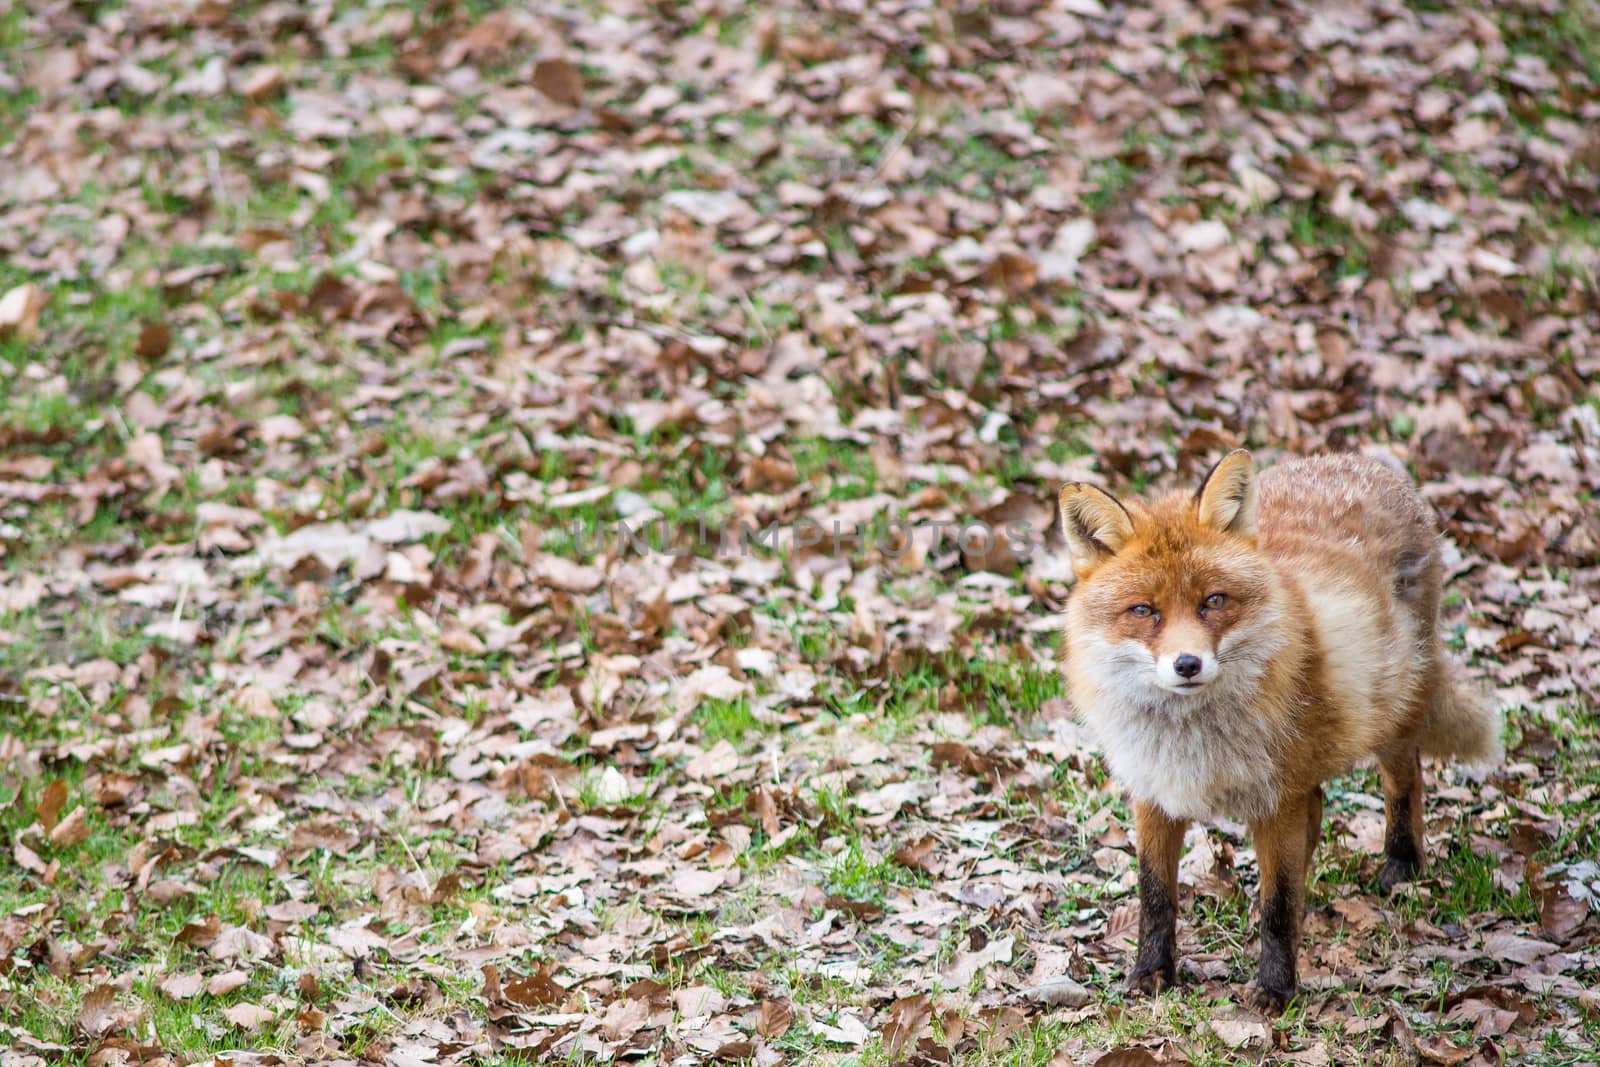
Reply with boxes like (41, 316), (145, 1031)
(1059, 450), (1501, 1010)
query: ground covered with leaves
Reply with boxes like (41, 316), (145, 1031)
(2, 0), (1600, 1063)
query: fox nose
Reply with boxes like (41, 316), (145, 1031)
(1174, 654), (1202, 679)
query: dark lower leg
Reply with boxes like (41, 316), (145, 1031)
(1379, 746), (1424, 891)
(1130, 801), (1188, 995)
(1251, 792), (1311, 1014)
(1257, 875), (1298, 1010)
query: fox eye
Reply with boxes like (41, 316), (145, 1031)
(1202, 593), (1227, 611)
(1129, 604), (1155, 618)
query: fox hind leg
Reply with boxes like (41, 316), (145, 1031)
(1305, 785), (1323, 861)
(1386, 558), (1441, 891)
(1378, 744), (1425, 891)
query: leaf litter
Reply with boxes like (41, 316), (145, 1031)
(1, 0), (1599, 1065)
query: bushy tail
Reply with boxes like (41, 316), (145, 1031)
(1420, 668), (1503, 768)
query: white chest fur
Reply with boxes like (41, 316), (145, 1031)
(1083, 697), (1284, 822)
(1067, 625), (1291, 824)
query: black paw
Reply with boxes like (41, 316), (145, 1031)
(1127, 962), (1176, 997)
(1252, 981), (1295, 1015)
(1379, 854), (1421, 892)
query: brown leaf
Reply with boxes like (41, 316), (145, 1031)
(1539, 884), (1588, 942)
(601, 994), (651, 1041)
(532, 58), (583, 108)
(223, 1002), (276, 1031)
(0, 453), (52, 479)
(1416, 1035), (1474, 1064)
(930, 740), (1007, 780)
(747, 787), (781, 836)
(1016, 976), (1091, 1008)
(175, 914), (221, 948)
(942, 934), (1015, 986)
(49, 807), (89, 848)
(76, 985), (131, 1038)
(1444, 985), (1538, 1040)
(481, 963), (502, 1003)
(936, 1007), (965, 1047)
(307, 272), (357, 320)
(1094, 1052), (1160, 1067)
(1445, 999), (1521, 1041)
(882, 993), (931, 1058)
(1481, 931), (1557, 965)
(209, 923), (273, 961)
(146, 878), (198, 904)
(1507, 818), (1556, 856)
(1102, 901), (1139, 949)
(264, 899), (318, 922)
(36, 779), (67, 833)
(135, 321), (171, 359)
(502, 962), (565, 1008)
(93, 774), (141, 809)
(1332, 897), (1383, 932)
(13, 843), (46, 875)
(673, 867), (726, 898)
(1209, 1017), (1271, 1049)
(533, 554), (604, 593)
(238, 64), (284, 101)
(825, 894), (885, 921)
(207, 970), (250, 997)
(757, 999), (793, 1039)
(238, 226), (291, 252)
(158, 973), (204, 1000)
(685, 739), (740, 780)
(0, 283), (47, 341)
(893, 834), (939, 875)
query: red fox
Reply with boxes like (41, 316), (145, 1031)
(1058, 450), (1500, 1011)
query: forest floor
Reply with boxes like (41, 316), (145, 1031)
(2, 0), (1599, 1064)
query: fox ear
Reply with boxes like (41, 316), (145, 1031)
(1059, 484), (1134, 576)
(1196, 449), (1256, 535)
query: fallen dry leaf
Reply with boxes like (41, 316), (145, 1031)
(48, 807), (89, 847)
(0, 282), (46, 341)
(2, 0), (1598, 1063)
(758, 999), (793, 1039)
(222, 1002), (276, 1031)
(1016, 976), (1091, 1009)
(1209, 1017), (1271, 1050)
(882, 993), (932, 1057)
(1094, 1051), (1160, 1067)
(135, 320), (171, 359)
(158, 973), (204, 1000)
(76, 986), (132, 1039)
(532, 58), (582, 107)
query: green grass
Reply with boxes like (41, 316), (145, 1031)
(790, 437), (880, 501)
(824, 839), (927, 905)
(1084, 158), (1139, 214)
(2, 0), (1596, 1062)
(1495, 0), (1600, 87)
(695, 696), (764, 746)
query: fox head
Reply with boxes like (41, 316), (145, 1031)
(1059, 450), (1281, 702)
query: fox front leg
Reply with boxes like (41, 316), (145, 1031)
(1249, 790), (1316, 1013)
(1129, 801), (1189, 995)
